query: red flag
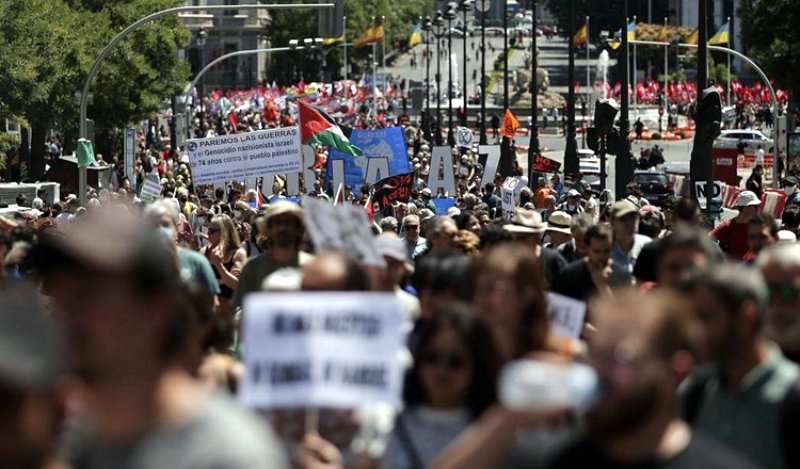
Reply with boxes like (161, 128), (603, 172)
(364, 194), (375, 224)
(227, 111), (239, 129)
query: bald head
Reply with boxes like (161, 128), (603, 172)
(301, 252), (370, 292)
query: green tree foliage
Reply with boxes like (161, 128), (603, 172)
(0, 0), (189, 179)
(738, 0), (799, 104)
(266, 0), (430, 84)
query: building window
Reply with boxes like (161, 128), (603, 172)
(224, 0), (238, 17)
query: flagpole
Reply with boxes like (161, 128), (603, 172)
(372, 16), (377, 116)
(382, 15), (387, 96)
(727, 17), (731, 107)
(664, 17), (668, 131)
(632, 16), (637, 115)
(586, 16), (590, 107)
(343, 15), (348, 81)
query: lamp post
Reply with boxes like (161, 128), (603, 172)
(503, 0), (509, 109)
(616, 0), (633, 198)
(478, 0), (489, 145)
(196, 28), (207, 113)
(424, 16), (433, 141)
(432, 12), (447, 146)
(446, 5), (457, 146)
(460, 0), (472, 127)
(564, 0), (578, 177)
(527, 0), (540, 188)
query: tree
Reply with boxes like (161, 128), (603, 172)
(0, 0), (189, 180)
(738, 0), (800, 105)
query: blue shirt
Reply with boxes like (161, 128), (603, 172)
(612, 234), (651, 274)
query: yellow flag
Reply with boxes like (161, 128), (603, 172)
(686, 29), (698, 45)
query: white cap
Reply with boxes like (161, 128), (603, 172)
(735, 190), (761, 208)
(777, 230), (797, 244)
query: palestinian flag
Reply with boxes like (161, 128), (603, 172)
(298, 100), (363, 156)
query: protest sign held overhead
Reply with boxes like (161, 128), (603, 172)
(532, 154), (562, 173)
(373, 171), (414, 211)
(478, 145), (502, 188)
(326, 127), (412, 196)
(547, 292), (587, 340)
(240, 292), (406, 409)
(427, 146), (456, 197)
(302, 197), (385, 267)
(187, 127), (302, 185)
(139, 176), (163, 204)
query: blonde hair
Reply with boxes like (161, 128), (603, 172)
(210, 214), (241, 254)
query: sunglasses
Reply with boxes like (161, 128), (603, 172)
(768, 284), (800, 302)
(207, 228), (220, 234)
(421, 351), (469, 370)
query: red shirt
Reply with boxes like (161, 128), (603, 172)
(710, 219), (750, 259)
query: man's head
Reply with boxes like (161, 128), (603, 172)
(747, 212), (779, 256)
(757, 245), (800, 356)
(543, 194), (557, 211)
(545, 211), (573, 247)
(689, 263), (768, 362)
(32, 208), (182, 386)
(301, 251), (370, 292)
(15, 194), (27, 207)
(565, 189), (581, 206)
(734, 190), (761, 221)
(427, 216), (458, 255)
(264, 201), (305, 250)
(783, 176), (799, 197)
(781, 205), (800, 234)
(585, 223), (613, 270)
(144, 199), (181, 243)
(610, 200), (639, 245)
(484, 182), (495, 195)
(571, 214), (595, 258)
(587, 289), (702, 439)
(374, 233), (412, 291)
(657, 228), (716, 288)
(402, 214), (421, 242)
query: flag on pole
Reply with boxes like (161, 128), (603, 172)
(626, 20), (636, 41)
(573, 22), (588, 46)
(298, 100), (363, 157)
(408, 21), (423, 48)
(371, 19), (385, 43)
(657, 24), (668, 42)
(709, 21), (730, 45)
(686, 29), (698, 45)
(355, 23), (375, 48)
(323, 34), (345, 46)
(500, 109), (520, 139)
(333, 182), (345, 205)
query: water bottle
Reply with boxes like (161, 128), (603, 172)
(498, 360), (599, 413)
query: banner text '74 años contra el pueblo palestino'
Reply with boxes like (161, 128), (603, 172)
(187, 127), (303, 185)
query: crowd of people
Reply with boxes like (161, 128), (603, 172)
(4, 104), (800, 469)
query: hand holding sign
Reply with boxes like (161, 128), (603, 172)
(532, 154), (562, 173)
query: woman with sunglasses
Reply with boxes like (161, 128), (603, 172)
(383, 302), (500, 469)
(201, 214), (247, 317)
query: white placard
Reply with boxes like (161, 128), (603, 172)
(456, 126), (473, 148)
(239, 292), (406, 409)
(139, 176), (163, 203)
(547, 292), (587, 339)
(124, 128), (135, 182)
(302, 197), (386, 268)
(501, 176), (521, 221)
(478, 145), (501, 188)
(186, 127), (302, 185)
(694, 180), (723, 210)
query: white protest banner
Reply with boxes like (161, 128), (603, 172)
(240, 292), (406, 409)
(124, 128), (135, 181)
(478, 145), (501, 188)
(694, 180), (723, 210)
(186, 127), (302, 185)
(302, 197), (386, 268)
(547, 292), (586, 339)
(139, 176), (163, 203)
(501, 177), (521, 221)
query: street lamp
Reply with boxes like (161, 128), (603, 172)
(196, 28), (207, 111)
(446, 4), (457, 147)
(460, 0), (473, 127)
(424, 16), (433, 141)
(564, 0), (579, 177)
(477, 0), (489, 145)
(432, 12), (447, 146)
(527, 0), (540, 188)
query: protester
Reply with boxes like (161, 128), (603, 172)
(757, 244), (800, 364)
(553, 223), (631, 301)
(422, 216), (459, 257)
(201, 214), (247, 316)
(32, 208), (287, 468)
(746, 164), (765, 200)
(744, 212), (779, 262)
(384, 303), (500, 468)
(685, 263), (800, 469)
(543, 211), (573, 251)
(503, 208), (567, 287)
(401, 214), (427, 260)
(233, 201), (312, 308)
(610, 200), (652, 274)
(710, 190), (761, 260)
(556, 189), (584, 216)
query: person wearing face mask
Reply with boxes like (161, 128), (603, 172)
(782, 176), (800, 207)
(144, 200), (221, 306)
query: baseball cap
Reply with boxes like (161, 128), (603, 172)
(735, 190), (761, 208)
(567, 189), (581, 197)
(421, 188), (433, 197)
(611, 200), (639, 219)
(783, 176), (799, 187)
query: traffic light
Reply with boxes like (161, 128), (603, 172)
(694, 86), (722, 145)
(593, 98), (619, 134)
(318, 0), (344, 38)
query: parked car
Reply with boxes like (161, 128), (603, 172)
(633, 170), (673, 206)
(713, 129), (773, 153)
(577, 149), (608, 175)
